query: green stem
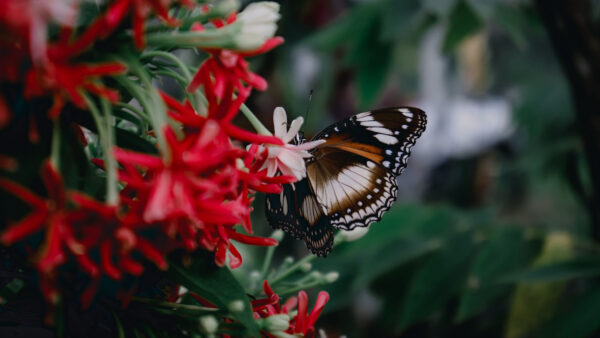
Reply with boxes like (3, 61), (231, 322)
(50, 119), (61, 171)
(142, 51), (193, 81)
(114, 73), (169, 158)
(143, 51), (206, 115)
(269, 232), (345, 286)
(240, 104), (271, 135)
(275, 279), (327, 297)
(82, 93), (114, 203)
(116, 102), (148, 121)
(153, 70), (189, 87)
(259, 231), (283, 281)
(130, 296), (220, 312)
(100, 99), (119, 206)
(145, 27), (237, 49)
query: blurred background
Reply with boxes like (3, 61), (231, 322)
(239, 0), (600, 337)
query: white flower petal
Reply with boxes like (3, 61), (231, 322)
(284, 117), (304, 143)
(235, 2), (280, 50)
(293, 139), (326, 150)
(266, 159), (278, 178)
(273, 107), (287, 138)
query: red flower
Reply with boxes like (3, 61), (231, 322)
(45, 0), (196, 59)
(23, 61), (126, 118)
(0, 0), (79, 65)
(0, 162), (88, 304)
(68, 193), (168, 280)
(186, 15), (284, 122)
(252, 281), (330, 337)
(188, 36), (283, 100)
(290, 290), (330, 337)
(113, 121), (284, 268)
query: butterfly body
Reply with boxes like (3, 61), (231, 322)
(266, 107), (427, 256)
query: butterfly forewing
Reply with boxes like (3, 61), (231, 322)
(307, 107), (426, 230)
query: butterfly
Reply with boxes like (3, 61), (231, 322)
(265, 107), (427, 256)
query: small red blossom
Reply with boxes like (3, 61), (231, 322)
(0, 162), (85, 304)
(252, 281), (330, 337)
(23, 61), (126, 118)
(188, 36), (283, 96)
(0, 0), (79, 65)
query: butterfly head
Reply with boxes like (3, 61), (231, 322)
(292, 130), (306, 145)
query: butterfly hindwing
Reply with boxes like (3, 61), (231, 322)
(265, 178), (333, 256)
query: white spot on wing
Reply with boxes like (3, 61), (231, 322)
(367, 127), (393, 135)
(374, 134), (398, 144)
(360, 120), (383, 127)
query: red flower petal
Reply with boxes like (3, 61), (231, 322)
(295, 291), (309, 334)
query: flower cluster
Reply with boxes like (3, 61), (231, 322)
(251, 281), (330, 337)
(0, 0), (332, 335)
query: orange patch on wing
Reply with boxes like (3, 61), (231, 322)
(333, 143), (383, 162)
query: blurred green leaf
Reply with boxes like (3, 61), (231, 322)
(423, 0), (457, 16)
(304, 7), (362, 50)
(0, 278), (24, 308)
(456, 228), (537, 322)
(165, 258), (258, 336)
(466, 0), (501, 19)
(541, 286), (600, 338)
(380, 0), (422, 41)
(396, 233), (478, 331)
(77, 1), (101, 28)
(501, 257), (600, 283)
(492, 3), (529, 49)
(442, 1), (484, 52)
(355, 43), (392, 109)
(313, 205), (459, 311)
(352, 238), (441, 292)
(505, 233), (574, 338)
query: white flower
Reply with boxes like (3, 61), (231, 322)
(235, 2), (280, 50)
(338, 227), (369, 242)
(261, 107), (325, 180)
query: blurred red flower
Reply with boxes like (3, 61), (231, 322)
(252, 281), (330, 338)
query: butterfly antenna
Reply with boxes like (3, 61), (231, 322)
(304, 89), (313, 121)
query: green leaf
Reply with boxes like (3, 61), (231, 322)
(0, 278), (24, 307)
(541, 286), (600, 338)
(501, 257), (600, 283)
(165, 257), (258, 336)
(396, 233), (477, 331)
(303, 7), (362, 50)
(115, 128), (158, 154)
(456, 228), (537, 321)
(380, 0), (422, 41)
(492, 3), (529, 49)
(423, 0), (457, 16)
(311, 204), (457, 311)
(351, 238), (441, 292)
(344, 8), (393, 108)
(505, 233), (575, 338)
(355, 43), (392, 109)
(77, 1), (102, 28)
(442, 0), (484, 52)
(112, 312), (126, 338)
